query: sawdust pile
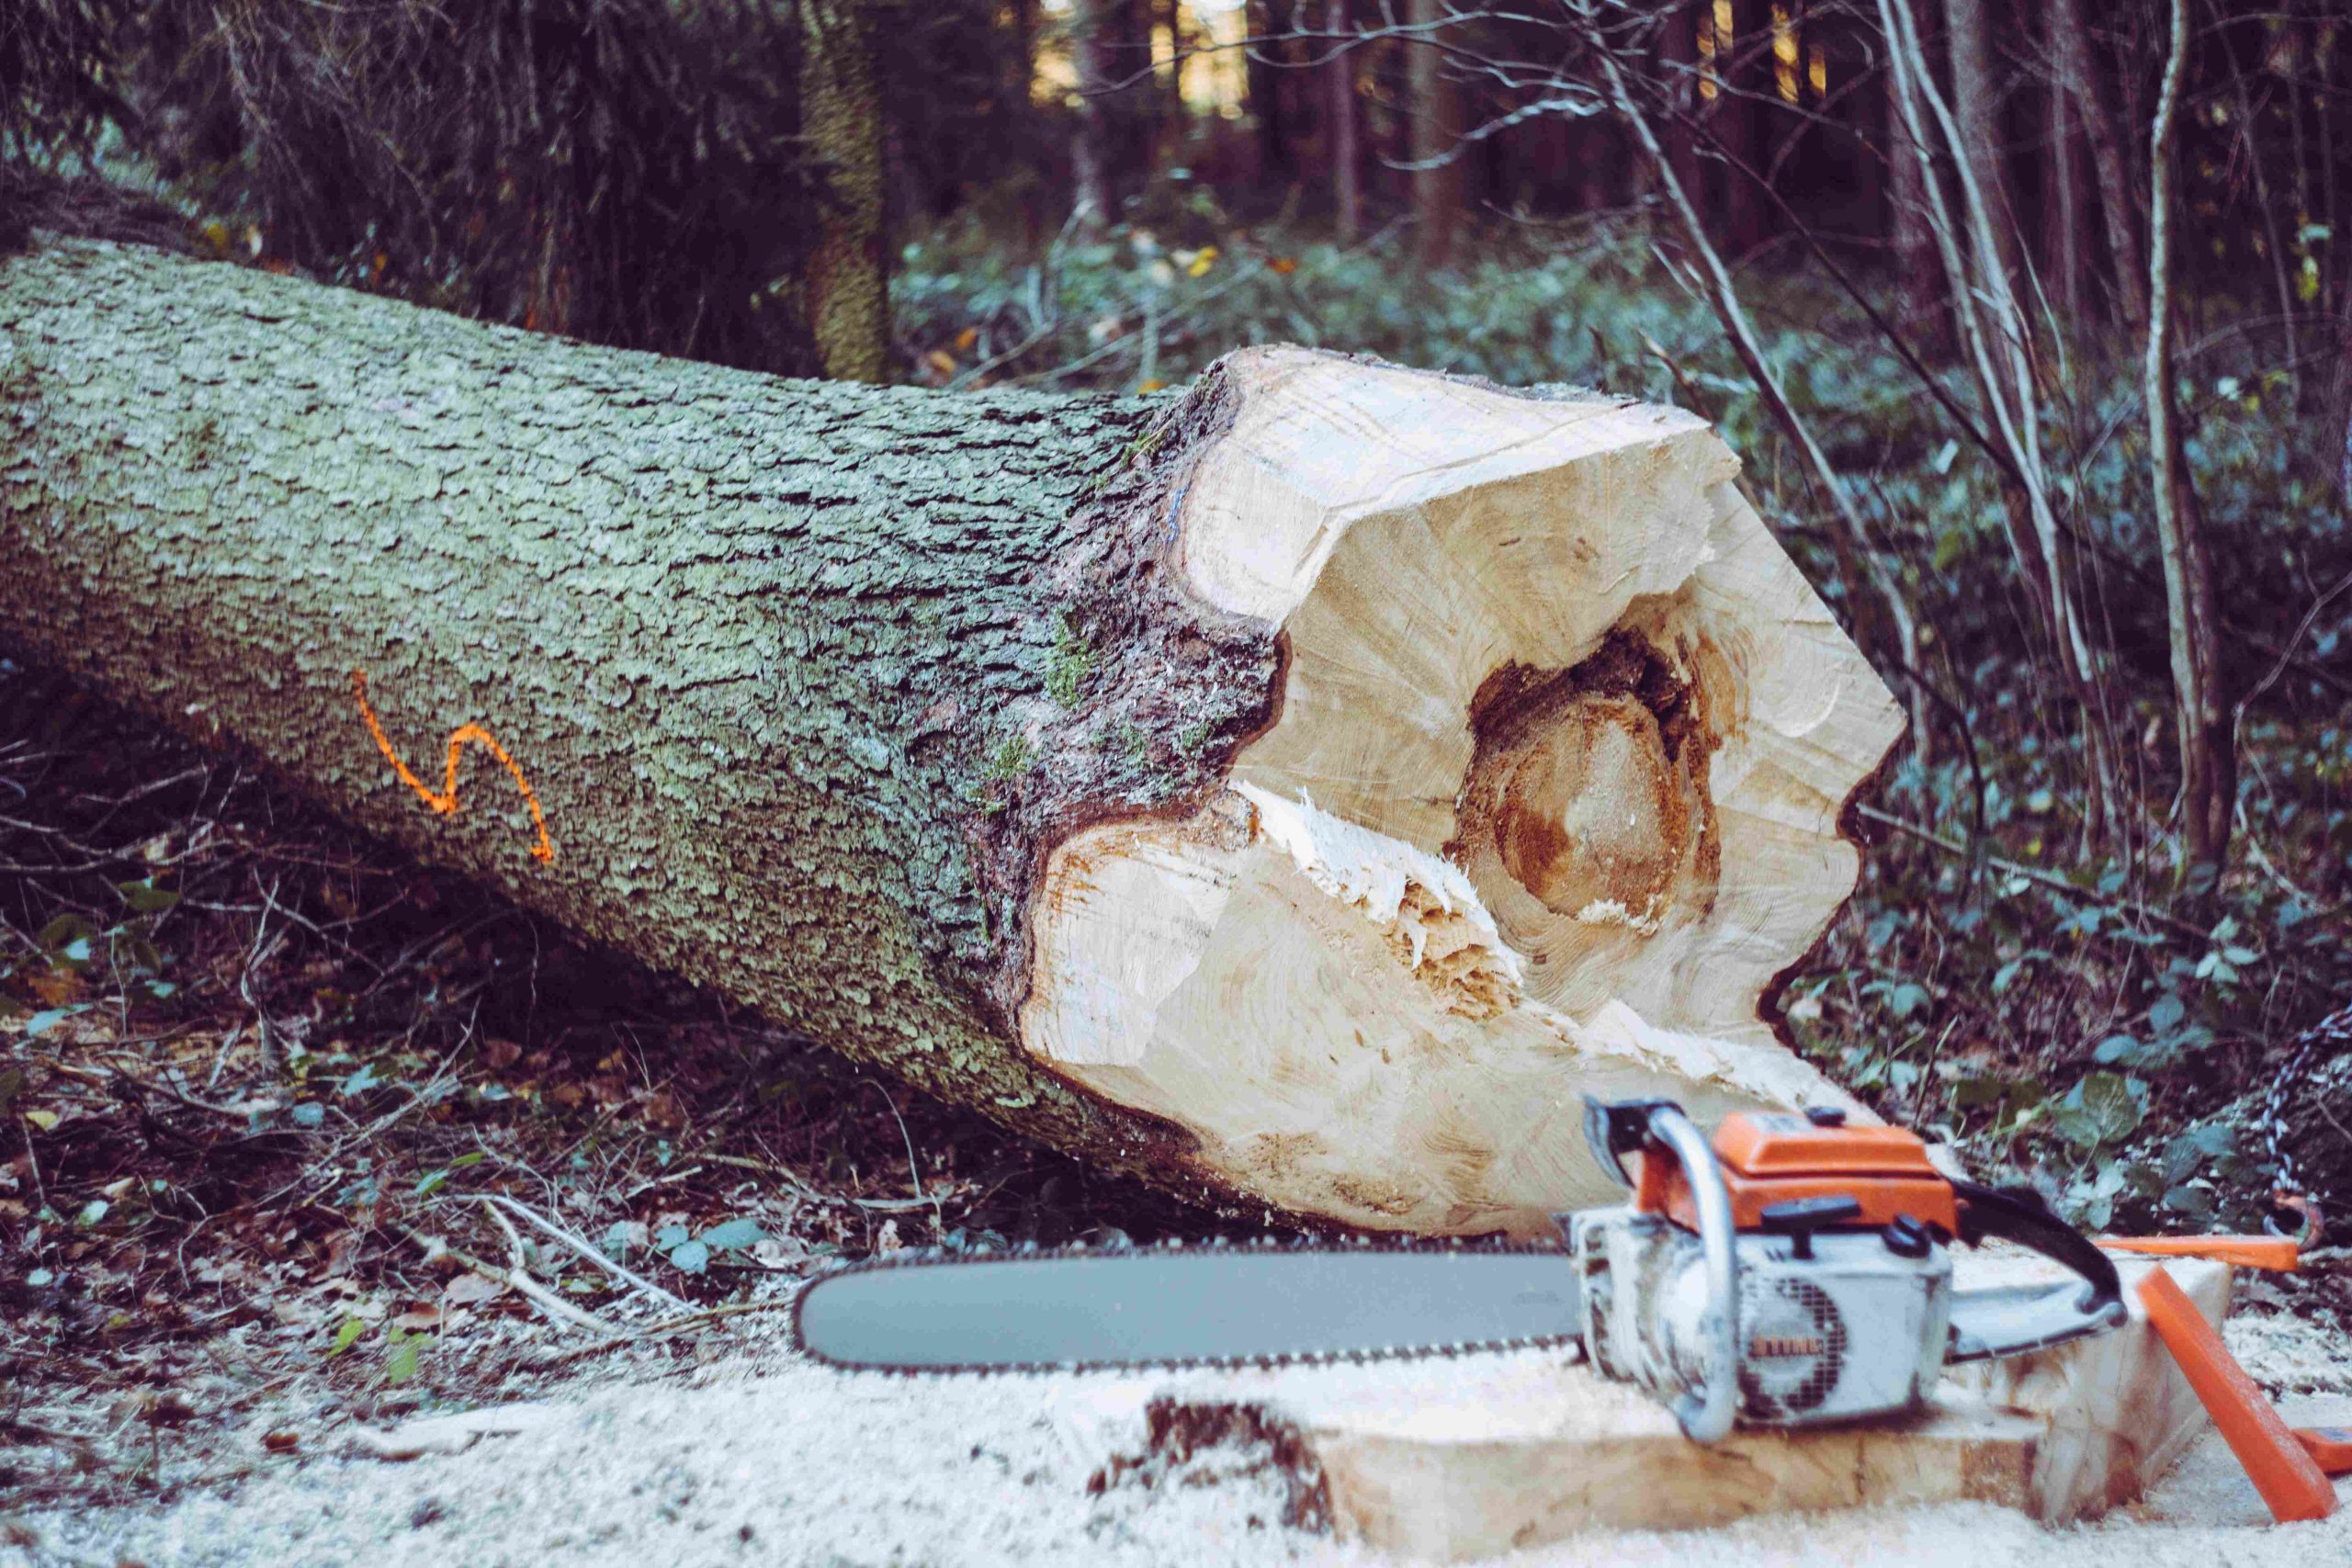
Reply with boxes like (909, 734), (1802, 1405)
(13, 1309), (2348, 1568)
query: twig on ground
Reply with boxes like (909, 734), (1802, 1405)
(859, 1078), (941, 1224)
(397, 1225), (620, 1340)
(204, 1021), (243, 1092)
(525, 1296), (802, 1371)
(695, 1151), (940, 1213)
(235, 877), (287, 1071)
(475, 1194), (692, 1310)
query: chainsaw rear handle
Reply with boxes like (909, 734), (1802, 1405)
(1638, 1104), (1741, 1445)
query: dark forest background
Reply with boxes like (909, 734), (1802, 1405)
(5, 0), (2350, 1243)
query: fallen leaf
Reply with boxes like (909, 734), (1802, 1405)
(391, 1305), (443, 1332)
(953, 327), (978, 351)
(1269, 256), (1298, 275)
(442, 1272), (505, 1307)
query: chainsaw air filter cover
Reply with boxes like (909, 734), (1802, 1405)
(1571, 1210), (1953, 1427)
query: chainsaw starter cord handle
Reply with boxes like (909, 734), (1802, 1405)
(1951, 1179), (2124, 1312)
(1646, 1104), (1740, 1446)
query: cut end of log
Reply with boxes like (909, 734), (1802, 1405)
(1015, 348), (1902, 1234)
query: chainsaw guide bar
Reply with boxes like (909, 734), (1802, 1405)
(791, 1236), (1585, 1375)
(792, 1102), (2135, 1448)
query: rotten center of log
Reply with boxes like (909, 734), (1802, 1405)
(1449, 629), (1724, 933)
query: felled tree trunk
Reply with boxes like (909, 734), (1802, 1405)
(0, 238), (1902, 1235)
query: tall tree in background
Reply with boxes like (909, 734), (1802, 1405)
(1408, 0), (1464, 267)
(1325, 0), (1363, 241)
(1070, 0), (1120, 231)
(1655, 0), (1704, 207)
(2049, 0), (2148, 328)
(802, 0), (891, 381)
(2144, 0), (2233, 871)
(1717, 0), (1764, 254)
(1007, 0), (1038, 123)
(2042, 13), (2086, 330)
(1247, 1), (1293, 182)
(1883, 7), (1942, 343)
(1941, 0), (2018, 285)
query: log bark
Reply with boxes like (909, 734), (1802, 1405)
(0, 237), (1901, 1235)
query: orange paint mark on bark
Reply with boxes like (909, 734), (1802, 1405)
(351, 668), (556, 863)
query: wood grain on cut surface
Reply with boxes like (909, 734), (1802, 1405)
(1018, 349), (1899, 1229)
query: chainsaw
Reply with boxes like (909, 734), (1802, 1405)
(792, 1099), (2129, 1444)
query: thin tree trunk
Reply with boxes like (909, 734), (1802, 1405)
(799, 0), (890, 383)
(1159, 0), (1184, 127)
(1009, 0), (1037, 118)
(1326, 0), (1363, 242)
(1656, 0), (1705, 209)
(2046, 39), (2086, 333)
(1884, 8), (1944, 348)
(1883, 0), (2119, 840)
(2049, 0), (2147, 328)
(1070, 0), (1120, 231)
(2145, 0), (2233, 872)
(1407, 0), (1464, 269)
(1248, 0), (1290, 184)
(1941, 0), (2018, 284)
(1718, 0), (1766, 255)
(1, 238), (1897, 1235)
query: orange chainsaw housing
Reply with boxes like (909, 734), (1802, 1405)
(1634, 1111), (1962, 1235)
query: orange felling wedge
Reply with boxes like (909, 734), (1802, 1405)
(2138, 1266), (2335, 1524)
(2098, 1235), (2303, 1272)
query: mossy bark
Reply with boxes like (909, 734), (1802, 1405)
(0, 237), (1276, 1201)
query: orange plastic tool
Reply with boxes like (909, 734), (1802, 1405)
(2297, 1427), (2352, 1478)
(2137, 1267), (2337, 1523)
(2099, 1235), (2303, 1272)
